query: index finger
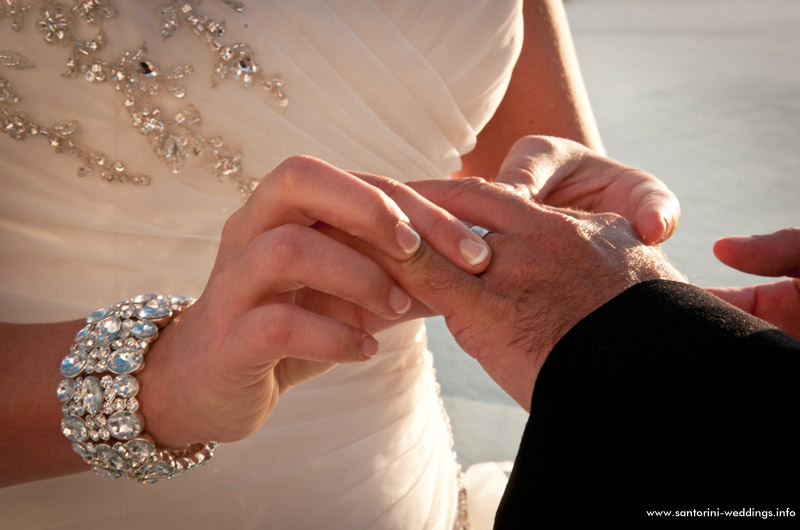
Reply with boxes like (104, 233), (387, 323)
(231, 156), (423, 262)
(350, 173), (493, 273)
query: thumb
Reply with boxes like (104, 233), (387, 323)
(493, 136), (582, 199)
(632, 185), (681, 244)
(713, 228), (800, 277)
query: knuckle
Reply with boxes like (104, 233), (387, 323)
(271, 155), (324, 192)
(258, 304), (297, 349)
(245, 225), (306, 272)
(438, 176), (492, 203)
(264, 225), (306, 269)
(221, 207), (246, 240)
(376, 177), (408, 204)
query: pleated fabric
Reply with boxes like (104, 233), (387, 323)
(0, 1), (523, 528)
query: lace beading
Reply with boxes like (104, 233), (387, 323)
(1, 0), (286, 200)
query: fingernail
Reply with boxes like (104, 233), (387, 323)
(460, 238), (489, 266)
(396, 223), (421, 255)
(360, 336), (379, 360)
(389, 286), (412, 315)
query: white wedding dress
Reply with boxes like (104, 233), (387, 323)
(0, 1), (523, 528)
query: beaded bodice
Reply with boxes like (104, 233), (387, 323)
(2, 0), (288, 200)
(0, 0), (523, 322)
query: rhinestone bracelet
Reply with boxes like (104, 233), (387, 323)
(57, 294), (218, 484)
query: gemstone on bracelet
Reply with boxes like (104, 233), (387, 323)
(68, 401), (85, 416)
(61, 415), (88, 442)
(136, 299), (171, 320)
(57, 378), (76, 402)
(107, 347), (143, 374)
(169, 295), (195, 309)
(95, 317), (122, 346)
(74, 324), (91, 343)
(130, 320), (158, 339)
(137, 461), (173, 484)
(86, 308), (110, 324)
(92, 462), (122, 479)
(96, 444), (126, 471)
(133, 293), (157, 304)
(127, 438), (156, 462)
(83, 376), (104, 415)
(60, 350), (87, 377)
(72, 441), (92, 460)
(107, 411), (142, 440)
(113, 374), (138, 398)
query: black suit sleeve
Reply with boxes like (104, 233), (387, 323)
(495, 280), (800, 525)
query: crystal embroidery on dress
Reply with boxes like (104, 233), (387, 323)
(0, 0), (287, 200)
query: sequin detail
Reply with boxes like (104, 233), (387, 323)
(0, 0), (288, 201)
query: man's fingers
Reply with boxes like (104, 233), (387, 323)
(405, 178), (534, 232)
(367, 238), (487, 323)
(713, 228), (800, 277)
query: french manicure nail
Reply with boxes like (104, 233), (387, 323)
(460, 238), (489, 266)
(389, 286), (412, 315)
(360, 336), (379, 360)
(396, 223), (421, 255)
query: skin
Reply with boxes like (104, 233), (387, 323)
(707, 228), (800, 340)
(0, 1), (681, 487)
(359, 137), (686, 407)
(0, 157), (491, 486)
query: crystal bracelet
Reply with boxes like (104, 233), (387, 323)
(57, 294), (218, 484)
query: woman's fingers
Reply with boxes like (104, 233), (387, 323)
(230, 156), (422, 262)
(713, 228), (800, 277)
(349, 172), (492, 272)
(233, 303), (380, 367)
(230, 224), (411, 320)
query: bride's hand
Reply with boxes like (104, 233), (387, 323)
(489, 136), (681, 244)
(136, 156), (491, 448)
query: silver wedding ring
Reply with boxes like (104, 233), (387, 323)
(469, 225), (491, 239)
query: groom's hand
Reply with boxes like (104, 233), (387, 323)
(360, 180), (684, 410)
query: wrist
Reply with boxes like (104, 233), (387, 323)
(57, 294), (218, 483)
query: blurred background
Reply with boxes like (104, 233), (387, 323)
(433, 0), (800, 468)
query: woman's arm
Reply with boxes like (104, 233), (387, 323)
(456, 0), (604, 180)
(0, 321), (90, 486)
(0, 156), (491, 488)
